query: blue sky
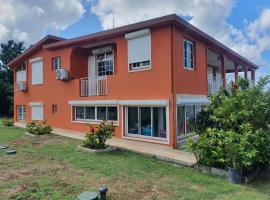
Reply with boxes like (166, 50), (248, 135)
(1, 0), (269, 77)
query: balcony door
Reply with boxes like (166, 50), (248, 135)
(88, 55), (97, 95)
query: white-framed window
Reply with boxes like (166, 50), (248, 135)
(183, 39), (195, 70)
(31, 58), (43, 85)
(177, 104), (203, 135)
(17, 105), (26, 121)
(96, 51), (114, 76)
(74, 106), (118, 122)
(31, 105), (43, 120)
(16, 64), (26, 82)
(125, 29), (151, 72)
(125, 106), (167, 139)
(52, 57), (61, 70)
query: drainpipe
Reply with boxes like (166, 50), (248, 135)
(170, 24), (176, 149)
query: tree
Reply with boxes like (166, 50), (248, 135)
(0, 40), (25, 116)
(188, 77), (270, 170)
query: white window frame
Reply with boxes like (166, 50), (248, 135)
(73, 105), (118, 123)
(30, 57), (43, 85)
(95, 51), (114, 76)
(17, 105), (26, 121)
(30, 103), (44, 121)
(183, 39), (195, 70)
(176, 104), (203, 136)
(92, 46), (115, 77)
(125, 106), (168, 141)
(125, 29), (151, 72)
(16, 64), (26, 83)
(53, 57), (61, 70)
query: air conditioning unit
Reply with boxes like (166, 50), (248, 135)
(56, 68), (69, 81)
(17, 81), (27, 92)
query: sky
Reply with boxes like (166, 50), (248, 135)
(0, 0), (270, 77)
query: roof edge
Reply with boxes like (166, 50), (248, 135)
(7, 35), (65, 68)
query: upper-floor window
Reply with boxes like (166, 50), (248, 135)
(53, 57), (61, 70)
(96, 51), (114, 76)
(30, 57), (43, 85)
(183, 39), (195, 70)
(125, 29), (151, 72)
(16, 63), (26, 82)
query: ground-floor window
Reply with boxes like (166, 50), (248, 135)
(17, 105), (26, 121)
(125, 106), (167, 139)
(31, 105), (44, 121)
(73, 106), (118, 122)
(177, 105), (203, 136)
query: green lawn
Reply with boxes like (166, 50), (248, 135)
(0, 127), (270, 200)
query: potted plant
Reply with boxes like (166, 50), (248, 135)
(226, 135), (242, 184)
(225, 127), (258, 184)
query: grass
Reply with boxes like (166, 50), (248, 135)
(0, 126), (270, 199)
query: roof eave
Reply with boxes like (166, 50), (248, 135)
(7, 35), (65, 69)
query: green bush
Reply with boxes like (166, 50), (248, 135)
(26, 121), (53, 135)
(83, 121), (115, 149)
(1, 118), (14, 127)
(188, 77), (270, 171)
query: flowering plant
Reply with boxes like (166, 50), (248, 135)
(83, 121), (115, 149)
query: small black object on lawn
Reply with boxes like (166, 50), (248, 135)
(76, 191), (98, 200)
(99, 187), (108, 200)
(6, 150), (17, 155)
(0, 145), (9, 149)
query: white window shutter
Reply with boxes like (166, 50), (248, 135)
(32, 60), (43, 85)
(31, 105), (43, 120)
(127, 34), (151, 64)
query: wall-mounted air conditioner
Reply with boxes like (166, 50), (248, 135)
(17, 81), (27, 92)
(56, 68), (69, 81)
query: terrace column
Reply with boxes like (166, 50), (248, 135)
(244, 65), (248, 79)
(251, 69), (255, 81)
(221, 54), (226, 86)
(234, 62), (238, 83)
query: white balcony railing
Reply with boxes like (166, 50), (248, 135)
(208, 77), (223, 95)
(80, 76), (107, 97)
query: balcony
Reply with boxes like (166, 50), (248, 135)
(80, 76), (107, 97)
(208, 77), (223, 95)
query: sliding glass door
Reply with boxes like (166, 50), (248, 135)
(126, 106), (167, 140)
(177, 104), (203, 140)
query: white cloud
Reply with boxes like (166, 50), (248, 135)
(0, 0), (85, 46)
(90, 0), (270, 70)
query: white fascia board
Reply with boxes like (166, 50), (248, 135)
(119, 99), (168, 106)
(176, 94), (210, 105)
(68, 100), (118, 106)
(29, 102), (43, 106)
(69, 99), (168, 106)
(125, 29), (150, 40)
(29, 57), (43, 63)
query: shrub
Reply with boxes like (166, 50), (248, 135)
(26, 121), (53, 135)
(187, 128), (227, 168)
(1, 118), (14, 127)
(188, 76), (270, 171)
(83, 121), (115, 149)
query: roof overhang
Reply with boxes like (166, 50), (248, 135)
(7, 35), (65, 69)
(8, 14), (258, 70)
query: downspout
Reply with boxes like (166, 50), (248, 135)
(170, 24), (176, 149)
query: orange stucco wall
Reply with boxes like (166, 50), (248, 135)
(13, 25), (208, 147)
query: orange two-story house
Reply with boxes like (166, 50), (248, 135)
(8, 14), (257, 148)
